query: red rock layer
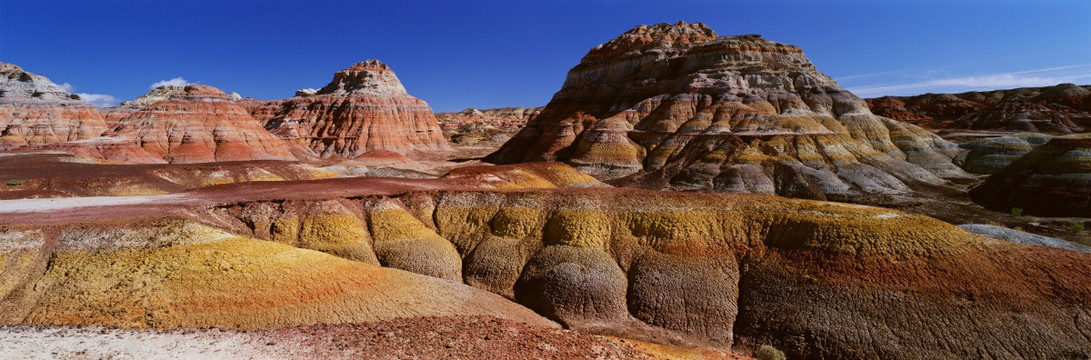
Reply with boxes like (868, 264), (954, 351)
(866, 83), (1091, 133)
(104, 85), (298, 163)
(261, 60), (451, 157)
(486, 22), (968, 200)
(0, 62), (108, 149)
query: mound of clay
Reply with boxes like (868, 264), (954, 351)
(953, 133), (1052, 174)
(970, 136), (1091, 216)
(0, 151), (337, 198)
(0, 220), (554, 330)
(486, 22), (968, 201)
(0, 62), (108, 150)
(197, 187), (1091, 358)
(260, 60), (451, 157)
(436, 107), (541, 131)
(867, 83), (1091, 133)
(437, 107), (541, 146)
(103, 85), (301, 163)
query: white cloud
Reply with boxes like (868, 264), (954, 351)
(59, 82), (76, 92)
(76, 93), (121, 107)
(847, 64), (1091, 98)
(150, 77), (189, 89)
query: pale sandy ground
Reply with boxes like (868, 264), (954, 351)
(0, 326), (304, 360)
(0, 194), (188, 213)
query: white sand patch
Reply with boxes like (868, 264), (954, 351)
(0, 326), (298, 360)
(0, 194), (189, 213)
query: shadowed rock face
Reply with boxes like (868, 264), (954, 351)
(970, 136), (1091, 217)
(867, 83), (1091, 133)
(953, 133), (1053, 174)
(258, 60), (451, 158)
(486, 22), (968, 201)
(0, 62), (108, 150)
(99, 85), (300, 164)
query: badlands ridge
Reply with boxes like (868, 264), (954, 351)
(1, 21), (1089, 359)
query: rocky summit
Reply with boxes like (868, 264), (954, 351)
(0, 62), (109, 150)
(257, 60), (451, 157)
(486, 22), (969, 201)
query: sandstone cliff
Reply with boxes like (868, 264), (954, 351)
(260, 60), (451, 157)
(867, 83), (1091, 133)
(0, 62), (108, 150)
(486, 22), (969, 201)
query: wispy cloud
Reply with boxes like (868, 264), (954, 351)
(76, 93), (120, 107)
(847, 64), (1091, 97)
(59, 82), (76, 92)
(150, 77), (189, 89)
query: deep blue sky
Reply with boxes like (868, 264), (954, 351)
(2, 0), (1089, 111)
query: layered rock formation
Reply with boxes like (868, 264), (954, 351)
(260, 60), (451, 157)
(100, 85), (301, 164)
(486, 22), (968, 200)
(0, 62), (108, 149)
(952, 133), (1052, 174)
(121, 85), (186, 108)
(867, 83), (1091, 133)
(2, 172), (1090, 358)
(436, 107), (541, 131)
(970, 136), (1091, 216)
(0, 151), (337, 198)
(0, 220), (555, 329)
(218, 189), (1091, 358)
(437, 107), (541, 146)
(98, 85), (188, 129)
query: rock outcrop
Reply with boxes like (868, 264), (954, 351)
(0, 62), (108, 149)
(437, 107), (541, 146)
(2, 174), (1090, 358)
(260, 60), (451, 157)
(0, 220), (556, 330)
(970, 136), (1091, 217)
(219, 189), (1090, 358)
(436, 107), (541, 131)
(867, 83), (1091, 133)
(102, 85), (301, 163)
(486, 22), (968, 201)
(952, 133), (1053, 174)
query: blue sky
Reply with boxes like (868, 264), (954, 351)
(2, 0), (1088, 111)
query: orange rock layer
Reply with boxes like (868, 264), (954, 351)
(103, 85), (299, 163)
(0, 62), (109, 150)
